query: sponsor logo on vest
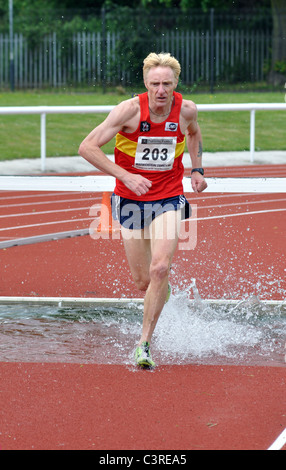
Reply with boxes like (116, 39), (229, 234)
(140, 121), (151, 132)
(165, 122), (178, 131)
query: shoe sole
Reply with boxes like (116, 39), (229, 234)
(135, 357), (155, 369)
(136, 362), (155, 370)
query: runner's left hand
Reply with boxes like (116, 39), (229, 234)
(191, 173), (208, 193)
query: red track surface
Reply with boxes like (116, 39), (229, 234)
(0, 363), (285, 451)
(0, 165), (285, 450)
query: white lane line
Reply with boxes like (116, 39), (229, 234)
(0, 205), (100, 219)
(198, 197), (286, 211)
(1, 207), (286, 233)
(268, 428), (286, 450)
(0, 217), (94, 232)
(0, 196), (100, 209)
(0, 191), (284, 208)
(195, 207), (286, 222)
(1, 198), (285, 220)
(0, 191), (83, 201)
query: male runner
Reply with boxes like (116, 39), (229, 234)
(79, 52), (207, 368)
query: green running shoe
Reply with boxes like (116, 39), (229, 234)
(165, 283), (172, 304)
(135, 341), (156, 369)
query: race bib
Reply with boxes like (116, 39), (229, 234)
(135, 136), (177, 171)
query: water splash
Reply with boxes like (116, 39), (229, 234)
(190, 277), (202, 304)
(0, 287), (285, 366)
(154, 281), (285, 366)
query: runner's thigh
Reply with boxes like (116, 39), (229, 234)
(150, 210), (182, 262)
(121, 226), (151, 284)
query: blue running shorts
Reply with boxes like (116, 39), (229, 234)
(111, 194), (191, 230)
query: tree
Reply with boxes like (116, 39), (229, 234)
(269, 0), (286, 85)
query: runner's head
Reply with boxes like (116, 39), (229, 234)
(143, 52), (181, 82)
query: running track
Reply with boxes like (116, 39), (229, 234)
(0, 164), (285, 450)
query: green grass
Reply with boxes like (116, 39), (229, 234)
(0, 90), (285, 161)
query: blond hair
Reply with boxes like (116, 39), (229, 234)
(143, 52), (181, 81)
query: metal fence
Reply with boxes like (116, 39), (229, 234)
(0, 28), (271, 89)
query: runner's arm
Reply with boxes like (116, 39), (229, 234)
(184, 104), (207, 193)
(78, 101), (152, 196)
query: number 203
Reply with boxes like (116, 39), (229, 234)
(142, 147), (168, 161)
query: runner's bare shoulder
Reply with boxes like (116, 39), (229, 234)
(180, 99), (198, 132)
(112, 96), (140, 132)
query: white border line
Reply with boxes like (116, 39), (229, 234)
(268, 428), (286, 450)
(0, 296), (144, 307)
(0, 176), (286, 193)
(195, 207), (286, 221)
(0, 296), (284, 307)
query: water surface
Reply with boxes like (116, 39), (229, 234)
(0, 291), (285, 367)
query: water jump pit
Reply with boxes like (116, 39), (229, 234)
(0, 288), (285, 368)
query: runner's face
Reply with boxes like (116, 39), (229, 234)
(144, 66), (178, 111)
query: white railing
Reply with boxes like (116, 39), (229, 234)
(0, 103), (286, 171)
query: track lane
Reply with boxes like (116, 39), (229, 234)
(0, 165), (285, 451)
(1, 192), (285, 244)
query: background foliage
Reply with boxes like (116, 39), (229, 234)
(0, 0), (285, 88)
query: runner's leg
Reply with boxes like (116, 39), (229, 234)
(121, 226), (151, 292)
(139, 209), (181, 344)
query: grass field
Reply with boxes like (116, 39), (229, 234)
(0, 90), (285, 161)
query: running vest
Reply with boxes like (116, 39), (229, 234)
(114, 91), (186, 201)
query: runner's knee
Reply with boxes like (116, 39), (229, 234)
(133, 275), (150, 292)
(149, 258), (170, 282)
